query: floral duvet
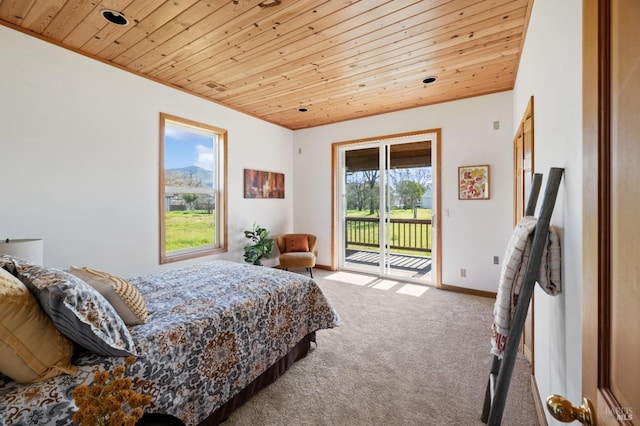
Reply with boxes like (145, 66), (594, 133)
(0, 260), (339, 425)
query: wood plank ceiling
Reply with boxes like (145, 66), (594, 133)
(0, 0), (532, 130)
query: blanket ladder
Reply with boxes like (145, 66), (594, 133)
(481, 167), (564, 425)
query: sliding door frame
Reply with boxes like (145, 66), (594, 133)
(330, 129), (442, 287)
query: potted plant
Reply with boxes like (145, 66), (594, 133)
(243, 223), (273, 266)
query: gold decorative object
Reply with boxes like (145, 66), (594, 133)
(72, 356), (152, 426)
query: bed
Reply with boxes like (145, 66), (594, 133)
(0, 256), (339, 425)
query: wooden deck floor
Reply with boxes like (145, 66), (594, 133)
(344, 249), (432, 274)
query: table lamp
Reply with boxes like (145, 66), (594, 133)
(0, 238), (44, 265)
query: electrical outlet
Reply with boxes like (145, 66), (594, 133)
(493, 256), (499, 265)
(459, 268), (466, 278)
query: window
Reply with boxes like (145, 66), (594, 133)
(159, 113), (227, 264)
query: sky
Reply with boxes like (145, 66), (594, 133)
(164, 124), (214, 170)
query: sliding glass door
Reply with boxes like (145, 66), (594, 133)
(337, 134), (436, 284)
(342, 144), (381, 274)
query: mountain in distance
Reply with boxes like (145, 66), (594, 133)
(165, 165), (213, 189)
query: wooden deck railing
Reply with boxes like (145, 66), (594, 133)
(345, 217), (432, 253)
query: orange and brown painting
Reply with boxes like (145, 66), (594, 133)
(244, 169), (285, 199)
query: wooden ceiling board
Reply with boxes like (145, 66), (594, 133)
(0, 0), (532, 130)
(132, 0), (332, 78)
(163, 0), (396, 88)
(224, 27), (521, 110)
(0, 0), (39, 26)
(187, 8), (523, 120)
(233, 35), (521, 107)
(98, 1), (199, 60)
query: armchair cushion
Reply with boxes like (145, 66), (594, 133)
(285, 235), (310, 253)
(279, 252), (316, 269)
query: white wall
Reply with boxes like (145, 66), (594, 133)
(512, 0), (583, 423)
(0, 26), (294, 277)
(293, 92), (514, 293)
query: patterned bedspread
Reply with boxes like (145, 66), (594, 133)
(0, 260), (339, 425)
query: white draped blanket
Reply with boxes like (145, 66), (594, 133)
(491, 216), (561, 358)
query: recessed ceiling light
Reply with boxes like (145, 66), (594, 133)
(422, 76), (437, 84)
(298, 107), (308, 112)
(101, 9), (129, 26)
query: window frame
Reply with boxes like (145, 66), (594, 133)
(159, 113), (227, 264)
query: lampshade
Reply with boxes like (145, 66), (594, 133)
(0, 238), (44, 265)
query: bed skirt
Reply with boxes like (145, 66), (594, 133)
(197, 332), (316, 425)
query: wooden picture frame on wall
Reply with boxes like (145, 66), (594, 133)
(458, 165), (490, 200)
(243, 169), (285, 199)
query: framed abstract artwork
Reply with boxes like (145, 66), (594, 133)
(244, 169), (285, 199)
(458, 165), (490, 200)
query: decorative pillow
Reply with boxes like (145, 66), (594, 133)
(12, 260), (137, 357)
(0, 267), (77, 383)
(68, 266), (148, 326)
(0, 254), (20, 273)
(285, 235), (310, 253)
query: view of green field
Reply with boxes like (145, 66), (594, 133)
(165, 210), (215, 251)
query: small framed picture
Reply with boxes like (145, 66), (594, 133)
(458, 165), (490, 200)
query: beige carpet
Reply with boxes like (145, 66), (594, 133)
(224, 269), (539, 426)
